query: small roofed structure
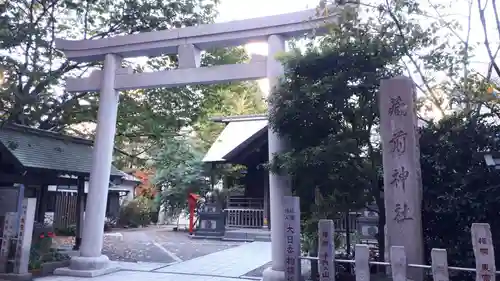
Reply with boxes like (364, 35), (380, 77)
(203, 114), (364, 243)
(0, 123), (128, 262)
(203, 114), (270, 237)
(203, 114), (268, 165)
(0, 123), (124, 181)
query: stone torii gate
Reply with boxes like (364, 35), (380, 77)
(53, 7), (346, 280)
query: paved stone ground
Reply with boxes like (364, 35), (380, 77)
(53, 227), (245, 264)
(153, 229), (243, 261)
(36, 240), (272, 281)
(102, 230), (176, 263)
(242, 261), (272, 277)
(241, 260), (312, 279)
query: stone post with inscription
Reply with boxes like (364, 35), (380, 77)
(431, 249), (449, 281)
(318, 220), (334, 281)
(471, 223), (495, 281)
(283, 196), (301, 281)
(379, 76), (424, 281)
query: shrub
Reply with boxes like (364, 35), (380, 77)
(33, 222), (53, 240)
(32, 222), (55, 253)
(29, 248), (70, 270)
(55, 218), (116, 236)
(54, 225), (76, 237)
(104, 217), (117, 232)
(118, 196), (156, 227)
(149, 211), (159, 224)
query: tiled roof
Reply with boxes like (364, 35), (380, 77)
(202, 119), (268, 163)
(0, 124), (123, 177)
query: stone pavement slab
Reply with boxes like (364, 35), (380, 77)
(155, 241), (271, 277)
(110, 261), (175, 271)
(35, 270), (259, 281)
(34, 242), (270, 281)
(154, 230), (242, 261)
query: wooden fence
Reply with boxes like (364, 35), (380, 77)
(284, 196), (496, 281)
(53, 192), (78, 229)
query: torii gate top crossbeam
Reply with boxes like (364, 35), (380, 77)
(55, 7), (342, 62)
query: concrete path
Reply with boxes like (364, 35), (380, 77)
(153, 229), (243, 261)
(155, 241), (271, 277)
(35, 241), (271, 281)
(35, 270), (259, 281)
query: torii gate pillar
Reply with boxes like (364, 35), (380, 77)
(263, 34), (293, 281)
(54, 54), (123, 276)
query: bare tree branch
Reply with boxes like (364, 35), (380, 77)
(383, 0), (446, 117)
(478, 0), (500, 80)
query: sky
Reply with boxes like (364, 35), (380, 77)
(215, 0), (498, 72)
(216, 0), (318, 95)
(212, 0), (499, 110)
(217, 0), (317, 21)
(217, 0), (317, 56)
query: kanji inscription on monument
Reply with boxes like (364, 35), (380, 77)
(283, 196), (301, 281)
(379, 76), (424, 281)
(390, 130), (408, 155)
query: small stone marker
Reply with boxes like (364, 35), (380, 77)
(318, 219), (335, 281)
(283, 196), (301, 281)
(384, 224), (391, 275)
(390, 246), (407, 281)
(14, 198), (36, 274)
(355, 244), (370, 281)
(380, 76), (424, 281)
(431, 248), (449, 281)
(471, 223), (496, 281)
(0, 212), (16, 273)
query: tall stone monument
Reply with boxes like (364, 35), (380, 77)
(379, 76), (424, 281)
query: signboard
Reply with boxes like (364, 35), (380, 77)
(318, 219), (334, 281)
(283, 196), (301, 281)
(472, 223), (495, 281)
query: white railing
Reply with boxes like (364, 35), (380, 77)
(225, 208), (264, 228)
(287, 218), (495, 281)
(223, 209), (359, 230)
(227, 196), (264, 209)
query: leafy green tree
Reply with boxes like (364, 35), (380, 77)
(267, 5), (427, 262)
(151, 47), (267, 220)
(0, 0), (269, 170)
(268, 4), (500, 280)
(0, 0), (232, 169)
(0, 0), (219, 129)
(153, 136), (211, 219)
(319, 0), (485, 119)
(110, 47), (265, 168)
(420, 114), (500, 272)
(194, 80), (267, 152)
